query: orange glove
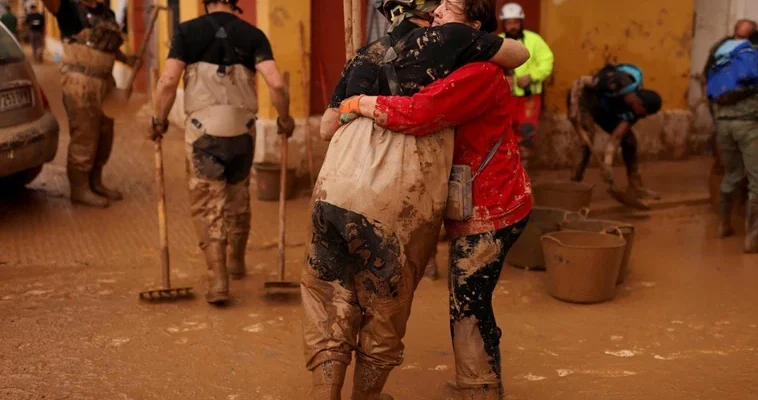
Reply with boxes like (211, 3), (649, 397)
(339, 95), (364, 115)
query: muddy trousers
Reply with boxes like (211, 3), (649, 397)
(186, 133), (253, 301)
(448, 217), (529, 397)
(302, 201), (424, 399)
(716, 118), (758, 197)
(573, 130), (639, 182)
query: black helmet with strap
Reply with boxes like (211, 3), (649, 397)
(203, 0), (242, 14)
(377, 0), (439, 30)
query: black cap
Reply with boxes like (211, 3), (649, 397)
(637, 89), (662, 115)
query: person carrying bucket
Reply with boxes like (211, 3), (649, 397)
(150, 0), (294, 305)
(567, 63), (663, 200)
(304, 0), (529, 398)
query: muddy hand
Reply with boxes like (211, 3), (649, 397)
(339, 95), (364, 115)
(149, 118), (168, 142)
(277, 115), (295, 138)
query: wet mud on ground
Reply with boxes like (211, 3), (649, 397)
(1, 62), (757, 400)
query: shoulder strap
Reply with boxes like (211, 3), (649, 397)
(380, 35), (403, 96)
(471, 134), (505, 182)
(205, 16), (243, 76)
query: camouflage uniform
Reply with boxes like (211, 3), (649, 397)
(60, 5), (125, 208)
(714, 94), (758, 252)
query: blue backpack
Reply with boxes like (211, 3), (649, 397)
(706, 39), (758, 100)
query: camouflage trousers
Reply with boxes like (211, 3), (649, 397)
(61, 71), (115, 173)
(301, 201), (431, 372)
(186, 133), (254, 252)
(716, 118), (758, 197)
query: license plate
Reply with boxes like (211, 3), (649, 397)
(0, 88), (33, 113)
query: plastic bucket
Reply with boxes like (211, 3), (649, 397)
(559, 210), (635, 284)
(532, 181), (594, 212)
(506, 207), (570, 270)
(253, 163), (296, 201)
(541, 230), (626, 304)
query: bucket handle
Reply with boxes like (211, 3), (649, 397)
(563, 207), (590, 223)
(604, 227), (625, 238)
(541, 233), (565, 247)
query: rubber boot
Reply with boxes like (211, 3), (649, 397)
(67, 166), (109, 208)
(351, 359), (393, 400)
(459, 386), (502, 400)
(203, 242), (229, 305)
(627, 171), (661, 200)
(310, 361), (348, 400)
(228, 235), (248, 280)
(718, 191), (735, 238)
(90, 166), (123, 201)
(744, 195), (758, 254)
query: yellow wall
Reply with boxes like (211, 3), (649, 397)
(540, 0), (695, 112)
(256, 0), (311, 119)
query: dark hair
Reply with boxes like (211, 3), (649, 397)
(637, 89), (662, 115)
(463, 0), (497, 33)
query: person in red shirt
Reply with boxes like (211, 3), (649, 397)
(340, 60), (532, 399)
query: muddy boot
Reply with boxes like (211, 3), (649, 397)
(626, 172), (661, 200)
(203, 242), (229, 305)
(90, 166), (123, 201)
(351, 360), (393, 400)
(67, 166), (109, 208)
(718, 191), (735, 238)
(744, 195), (758, 254)
(311, 361), (348, 400)
(227, 235), (248, 280)
(459, 386), (502, 400)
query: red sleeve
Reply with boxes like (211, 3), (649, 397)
(373, 62), (509, 136)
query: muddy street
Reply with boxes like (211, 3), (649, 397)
(1, 64), (757, 400)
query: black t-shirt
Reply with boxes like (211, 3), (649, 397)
(328, 19), (417, 108)
(168, 12), (273, 71)
(329, 22), (503, 107)
(55, 0), (115, 38)
(25, 12), (45, 33)
(586, 93), (638, 134)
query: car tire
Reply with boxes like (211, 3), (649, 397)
(2, 165), (44, 187)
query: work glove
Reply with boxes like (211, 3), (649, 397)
(338, 95), (364, 125)
(277, 115), (295, 138)
(149, 117), (169, 142)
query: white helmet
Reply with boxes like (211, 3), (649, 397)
(500, 3), (525, 20)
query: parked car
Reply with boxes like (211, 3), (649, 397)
(0, 21), (58, 187)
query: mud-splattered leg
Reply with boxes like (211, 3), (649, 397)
(302, 202), (362, 398)
(349, 214), (409, 400)
(448, 218), (529, 396)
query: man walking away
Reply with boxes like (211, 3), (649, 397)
(707, 32), (758, 253)
(151, 0), (294, 305)
(499, 2), (553, 171)
(25, 5), (45, 63)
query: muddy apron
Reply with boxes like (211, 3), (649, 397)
(302, 117), (454, 372)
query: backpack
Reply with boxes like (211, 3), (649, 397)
(594, 63), (643, 97)
(706, 39), (758, 101)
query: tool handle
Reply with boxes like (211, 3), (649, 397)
(299, 22), (315, 188)
(278, 133), (288, 281)
(155, 139), (171, 289)
(125, 6), (163, 99)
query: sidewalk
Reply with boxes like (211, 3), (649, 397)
(532, 157), (712, 216)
